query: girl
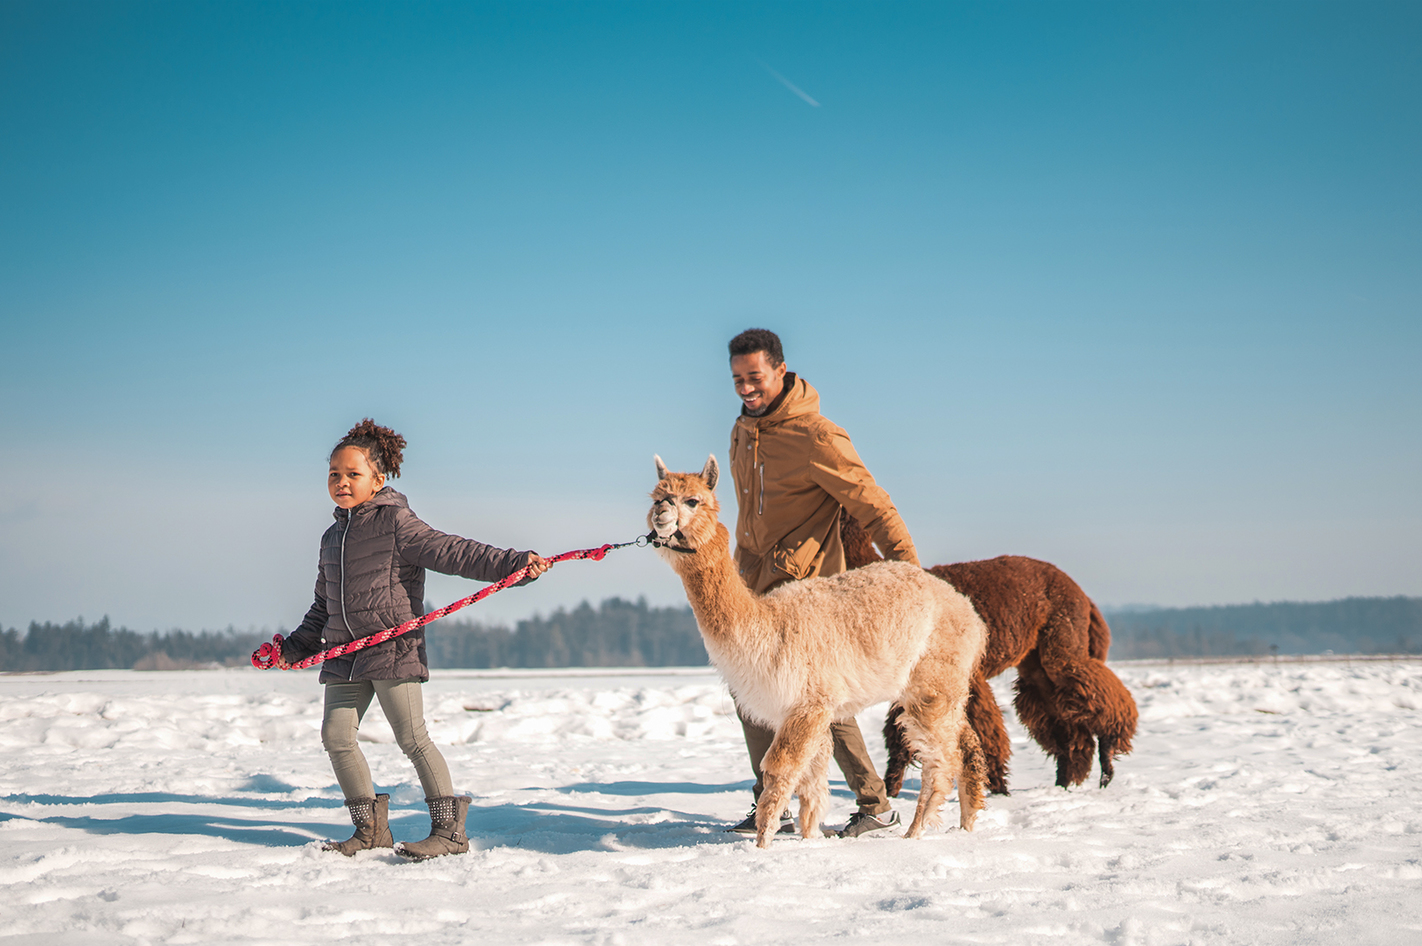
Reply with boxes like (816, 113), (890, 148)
(278, 418), (548, 859)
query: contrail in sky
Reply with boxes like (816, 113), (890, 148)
(757, 60), (821, 107)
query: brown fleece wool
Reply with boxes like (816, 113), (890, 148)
(843, 516), (1139, 794)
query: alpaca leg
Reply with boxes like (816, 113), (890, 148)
(956, 722), (986, 831)
(898, 697), (963, 839)
(795, 733), (834, 840)
(1098, 734), (1118, 788)
(755, 707), (832, 849)
(882, 704), (914, 798)
(905, 753), (952, 839)
(756, 771), (796, 849)
(967, 670), (1011, 795)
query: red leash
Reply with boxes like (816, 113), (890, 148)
(251, 537), (647, 671)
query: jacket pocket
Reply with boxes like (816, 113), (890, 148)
(769, 515), (836, 581)
(770, 542), (817, 580)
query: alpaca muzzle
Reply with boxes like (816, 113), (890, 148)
(646, 528), (697, 554)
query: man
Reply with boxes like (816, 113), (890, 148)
(724, 327), (921, 838)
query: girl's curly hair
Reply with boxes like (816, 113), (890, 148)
(332, 418), (406, 478)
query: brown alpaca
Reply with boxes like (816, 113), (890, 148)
(649, 456), (988, 848)
(841, 516), (1137, 794)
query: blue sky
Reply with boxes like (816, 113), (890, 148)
(2, 1), (1418, 634)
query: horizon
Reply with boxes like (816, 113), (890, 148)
(3, 1), (1419, 634)
(7, 591), (1421, 638)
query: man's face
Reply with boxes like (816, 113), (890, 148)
(731, 351), (788, 416)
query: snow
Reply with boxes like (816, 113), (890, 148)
(2, 660), (1420, 945)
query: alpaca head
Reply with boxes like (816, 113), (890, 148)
(648, 454), (721, 553)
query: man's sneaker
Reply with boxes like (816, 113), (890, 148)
(838, 809), (900, 838)
(726, 805), (795, 836)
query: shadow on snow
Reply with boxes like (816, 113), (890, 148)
(0, 809), (326, 847)
(555, 779), (751, 796)
(0, 776), (886, 852)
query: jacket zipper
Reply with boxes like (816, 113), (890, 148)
(752, 428), (764, 517)
(339, 512), (354, 680)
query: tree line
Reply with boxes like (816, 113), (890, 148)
(425, 597), (707, 669)
(0, 618), (268, 672)
(0, 597), (706, 672)
(4, 595), (1419, 672)
(1102, 596), (1422, 658)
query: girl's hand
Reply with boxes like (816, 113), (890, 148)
(525, 553), (551, 579)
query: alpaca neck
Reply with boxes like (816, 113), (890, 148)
(671, 521), (762, 645)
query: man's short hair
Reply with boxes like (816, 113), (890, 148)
(728, 328), (784, 366)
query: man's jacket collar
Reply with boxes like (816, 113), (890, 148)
(736, 373), (820, 429)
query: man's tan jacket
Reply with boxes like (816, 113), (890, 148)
(730, 373), (919, 595)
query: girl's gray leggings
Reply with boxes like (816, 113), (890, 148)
(321, 678), (454, 801)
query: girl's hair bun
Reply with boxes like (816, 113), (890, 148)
(333, 418), (406, 478)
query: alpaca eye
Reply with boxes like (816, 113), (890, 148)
(685, 499), (699, 508)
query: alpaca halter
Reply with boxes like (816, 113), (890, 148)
(645, 528), (697, 554)
(251, 536), (648, 670)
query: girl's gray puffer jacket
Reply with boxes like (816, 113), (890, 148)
(282, 488), (531, 683)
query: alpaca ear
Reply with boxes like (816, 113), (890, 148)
(654, 455), (670, 480)
(701, 454), (719, 491)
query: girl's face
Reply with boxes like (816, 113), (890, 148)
(328, 446), (387, 509)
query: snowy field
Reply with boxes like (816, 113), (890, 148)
(2, 659), (1420, 945)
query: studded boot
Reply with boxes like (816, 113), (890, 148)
(322, 794), (394, 856)
(395, 795), (471, 860)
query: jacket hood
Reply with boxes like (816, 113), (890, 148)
(736, 373), (820, 431)
(333, 486), (409, 521)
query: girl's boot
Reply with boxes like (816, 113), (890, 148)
(323, 794), (394, 855)
(395, 795), (471, 860)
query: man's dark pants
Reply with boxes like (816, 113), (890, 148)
(738, 708), (893, 816)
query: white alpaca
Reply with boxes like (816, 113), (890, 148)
(648, 455), (988, 848)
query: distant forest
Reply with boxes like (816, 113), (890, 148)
(0, 618), (269, 673)
(3, 595), (1419, 672)
(1103, 597), (1422, 658)
(0, 598), (706, 673)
